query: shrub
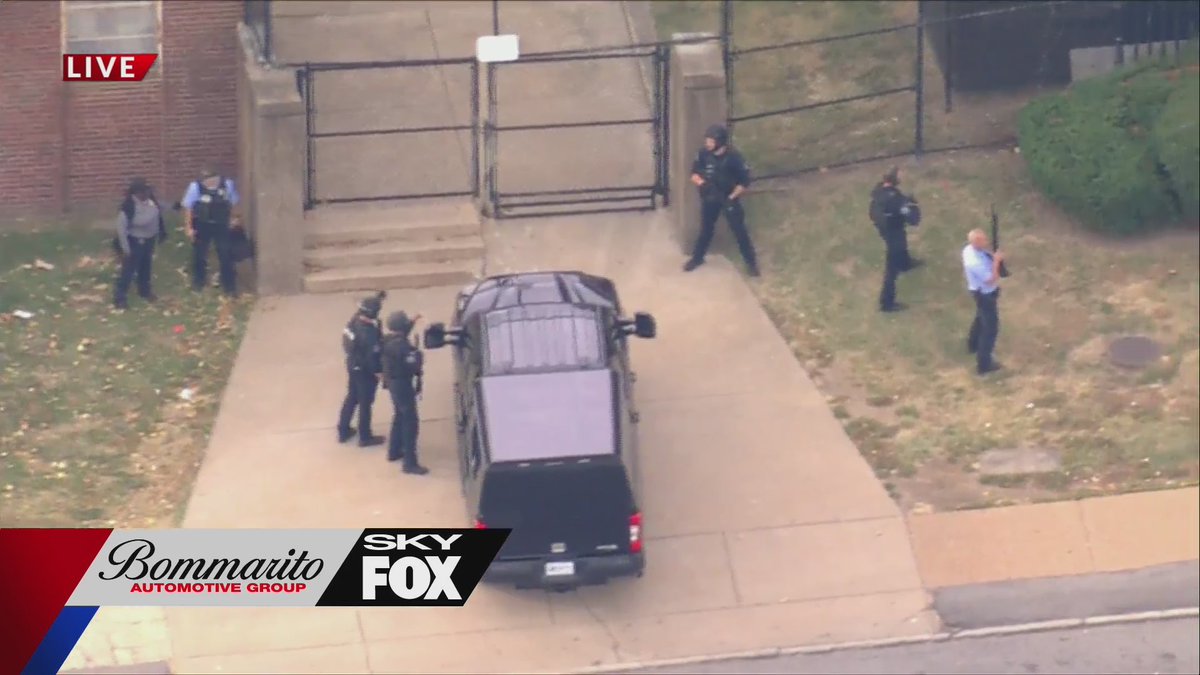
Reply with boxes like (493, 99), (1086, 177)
(1151, 69), (1200, 221)
(1018, 87), (1178, 235)
(1017, 54), (1192, 235)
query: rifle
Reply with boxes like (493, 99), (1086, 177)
(990, 204), (1010, 278)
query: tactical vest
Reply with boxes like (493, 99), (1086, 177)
(193, 178), (232, 226)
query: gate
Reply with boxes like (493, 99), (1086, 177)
(297, 57), (480, 211)
(481, 45), (671, 219)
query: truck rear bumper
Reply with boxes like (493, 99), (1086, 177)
(484, 552), (645, 590)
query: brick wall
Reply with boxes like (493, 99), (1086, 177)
(0, 0), (241, 217)
(0, 1), (66, 214)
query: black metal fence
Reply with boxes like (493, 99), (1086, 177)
(295, 58), (481, 210)
(483, 45), (671, 219)
(719, 0), (1199, 182)
(243, 0), (273, 64)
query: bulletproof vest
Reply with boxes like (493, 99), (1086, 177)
(869, 184), (889, 224)
(382, 336), (414, 374)
(700, 150), (736, 198)
(343, 317), (380, 371)
(192, 178), (232, 226)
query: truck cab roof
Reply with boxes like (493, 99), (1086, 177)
(455, 271), (622, 325)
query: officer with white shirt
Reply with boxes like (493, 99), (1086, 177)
(962, 228), (1006, 375)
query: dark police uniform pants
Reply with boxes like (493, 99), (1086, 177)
(386, 386), (420, 467)
(192, 222), (236, 294)
(114, 236), (156, 304)
(968, 289), (1000, 372)
(691, 199), (759, 271)
(878, 225), (906, 310)
(338, 370), (378, 441)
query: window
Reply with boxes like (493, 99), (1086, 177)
(62, 1), (160, 55)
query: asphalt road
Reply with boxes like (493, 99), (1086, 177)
(633, 617), (1200, 674)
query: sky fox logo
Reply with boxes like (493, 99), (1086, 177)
(361, 533), (464, 601)
(314, 528), (507, 606)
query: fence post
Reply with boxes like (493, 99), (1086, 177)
(721, 0), (734, 133)
(914, 1), (925, 157)
(263, 0), (273, 63)
(303, 64), (315, 211)
(944, 6), (954, 113)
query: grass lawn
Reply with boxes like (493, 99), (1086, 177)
(0, 218), (252, 527)
(652, 0), (1200, 509)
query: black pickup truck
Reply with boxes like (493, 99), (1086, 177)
(423, 271), (657, 591)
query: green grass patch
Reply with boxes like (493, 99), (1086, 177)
(0, 219), (253, 527)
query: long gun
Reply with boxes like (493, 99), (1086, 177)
(990, 204), (1010, 278)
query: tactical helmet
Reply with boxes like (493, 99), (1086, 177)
(901, 200), (921, 227)
(705, 124), (729, 149)
(387, 311), (413, 334)
(358, 291), (386, 319)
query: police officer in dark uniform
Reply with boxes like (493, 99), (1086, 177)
(381, 311), (429, 475)
(337, 292), (386, 447)
(869, 166), (922, 312)
(683, 125), (760, 277)
(181, 169), (240, 296)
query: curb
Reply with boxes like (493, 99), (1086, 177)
(565, 606), (1200, 674)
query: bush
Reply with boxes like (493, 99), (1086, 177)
(1151, 70), (1200, 221)
(1017, 52), (1194, 235)
(1018, 86), (1177, 235)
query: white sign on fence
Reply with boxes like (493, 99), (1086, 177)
(476, 34), (520, 63)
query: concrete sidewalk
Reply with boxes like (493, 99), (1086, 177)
(909, 487), (1199, 588)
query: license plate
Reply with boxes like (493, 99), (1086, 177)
(544, 561), (575, 577)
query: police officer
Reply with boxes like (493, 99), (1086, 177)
(869, 166), (922, 312)
(181, 169), (240, 296)
(337, 293), (386, 446)
(683, 125), (760, 277)
(963, 229), (1005, 375)
(382, 311), (429, 475)
(113, 177), (167, 309)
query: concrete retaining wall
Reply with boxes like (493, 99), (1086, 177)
(236, 24), (305, 296)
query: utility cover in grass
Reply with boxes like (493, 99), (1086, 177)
(1107, 335), (1162, 369)
(978, 447), (1062, 476)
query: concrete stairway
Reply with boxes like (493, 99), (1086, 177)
(302, 199), (484, 293)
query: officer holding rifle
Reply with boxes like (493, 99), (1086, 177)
(683, 125), (760, 278)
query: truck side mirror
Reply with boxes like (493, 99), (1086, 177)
(424, 323), (448, 349)
(633, 312), (656, 339)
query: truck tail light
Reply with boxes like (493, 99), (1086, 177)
(629, 511), (643, 553)
(474, 518), (487, 529)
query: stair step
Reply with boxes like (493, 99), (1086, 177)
(304, 200), (480, 246)
(305, 237), (484, 270)
(303, 259), (481, 294)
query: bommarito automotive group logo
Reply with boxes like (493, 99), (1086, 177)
(98, 538), (324, 595)
(64, 529), (509, 607)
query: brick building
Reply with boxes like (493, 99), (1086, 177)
(0, 0), (242, 216)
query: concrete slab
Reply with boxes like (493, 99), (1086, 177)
(560, 533), (740, 620)
(907, 501), (1093, 588)
(1081, 487), (1200, 572)
(727, 518), (923, 606)
(357, 584), (553, 641)
(173, 644), (369, 675)
(600, 590), (938, 666)
(366, 622), (618, 674)
(167, 607), (361, 659)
